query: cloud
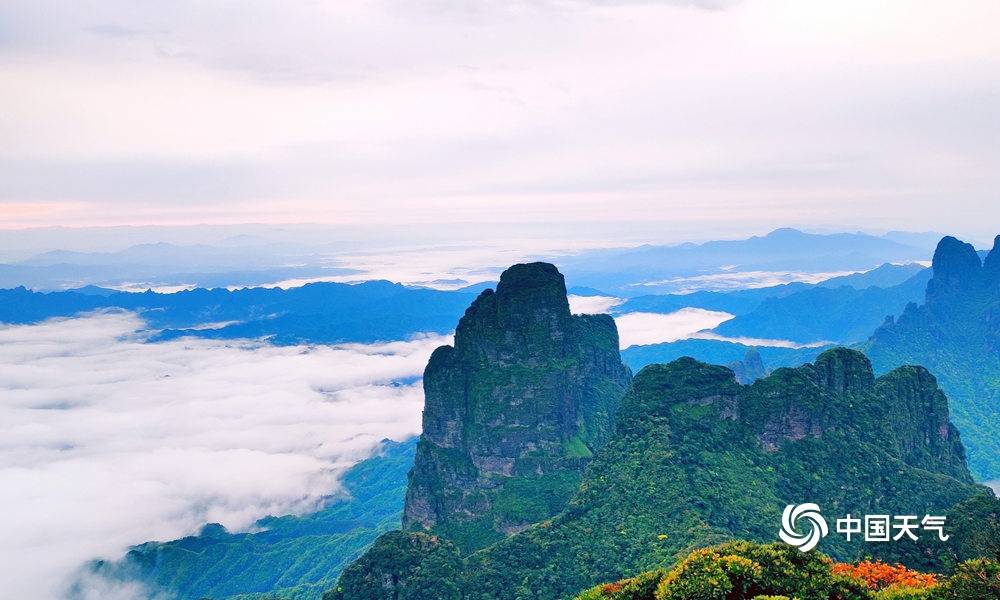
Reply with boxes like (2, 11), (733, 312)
(612, 308), (825, 349)
(1, 1), (999, 238)
(633, 270), (861, 293)
(688, 331), (831, 349)
(988, 481), (1000, 497)
(568, 294), (623, 314)
(613, 308), (733, 348)
(0, 311), (447, 600)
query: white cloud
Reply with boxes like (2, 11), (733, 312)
(688, 331), (831, 349)
(613, 308), (733, 348)
(0, 312), (447, 600)
(612, 308), (826, 348)
(988, 481), (1000, 497)
(634, 270), (860, 293)
(568, 294), (623, 314)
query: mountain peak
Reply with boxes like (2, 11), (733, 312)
(809, 347), (875, 394)
(402, 262), (630, 548)
(927, 236), (983, 301)
(764, 227), (806, 238)
(983, 235), (1000, 283)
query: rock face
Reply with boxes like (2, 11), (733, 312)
(866, 233), (1000, 480)
(402, 262), (631, 550)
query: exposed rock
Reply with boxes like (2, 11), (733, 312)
(402, 262), (631, 550)
(925, 235), (983, 303)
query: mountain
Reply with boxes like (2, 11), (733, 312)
(0, 282), (476, 344)
(726, 347), (767, 384)
(88, 438), (417, 600)
(621, 339), (830, 376)
(402, 262), (632, 553)
(1, 239), (353, 290)
(865, 234), (1000, 481)
(332, 340), (995, 598)
(615, 283), (811, 317)
(555, 229), (930, 295)
(710, 268), (931, 344)
(817, 262), (928, 290)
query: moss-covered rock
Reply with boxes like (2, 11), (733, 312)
(402, 263), (632, 552)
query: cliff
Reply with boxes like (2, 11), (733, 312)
(402, 262), (632, 551)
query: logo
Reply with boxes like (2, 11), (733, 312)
(779, 503), (828, 552)
(778, 505), (950, 552)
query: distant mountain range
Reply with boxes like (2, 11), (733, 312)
(2, 228), (938, 293)
(555, 228), (935, 295)
(0, 282), (475, 344)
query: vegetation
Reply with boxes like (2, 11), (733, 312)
(575, 541), (1000, 600)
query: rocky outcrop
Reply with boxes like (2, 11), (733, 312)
(804, 346), (875, 394)
(727, 347), (766, 384)
(402, 262), (631, 550)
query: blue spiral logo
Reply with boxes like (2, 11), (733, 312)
(779, 503), (828, 552)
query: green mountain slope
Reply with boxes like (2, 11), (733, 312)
(332, 349), (995, 600)
(864, 234), (1000, 480)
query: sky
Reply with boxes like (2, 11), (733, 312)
(2, 0), (999, 240)
(0, 311), (441, 599)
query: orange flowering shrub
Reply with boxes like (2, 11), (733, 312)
(832, 560), (937, 590)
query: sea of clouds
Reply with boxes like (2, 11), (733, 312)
(0, 311), (446, 599)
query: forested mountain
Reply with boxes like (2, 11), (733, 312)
(330, 264), (997, 600)
(865, 234), (1000, 481)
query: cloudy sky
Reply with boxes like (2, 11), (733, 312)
(1, 0), (999, 239)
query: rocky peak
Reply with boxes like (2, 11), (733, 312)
(807, 347), (875, 394)
(926, 236), (984, 303)
(402, 262), (631, 550)
(454, 262), (575, 364)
